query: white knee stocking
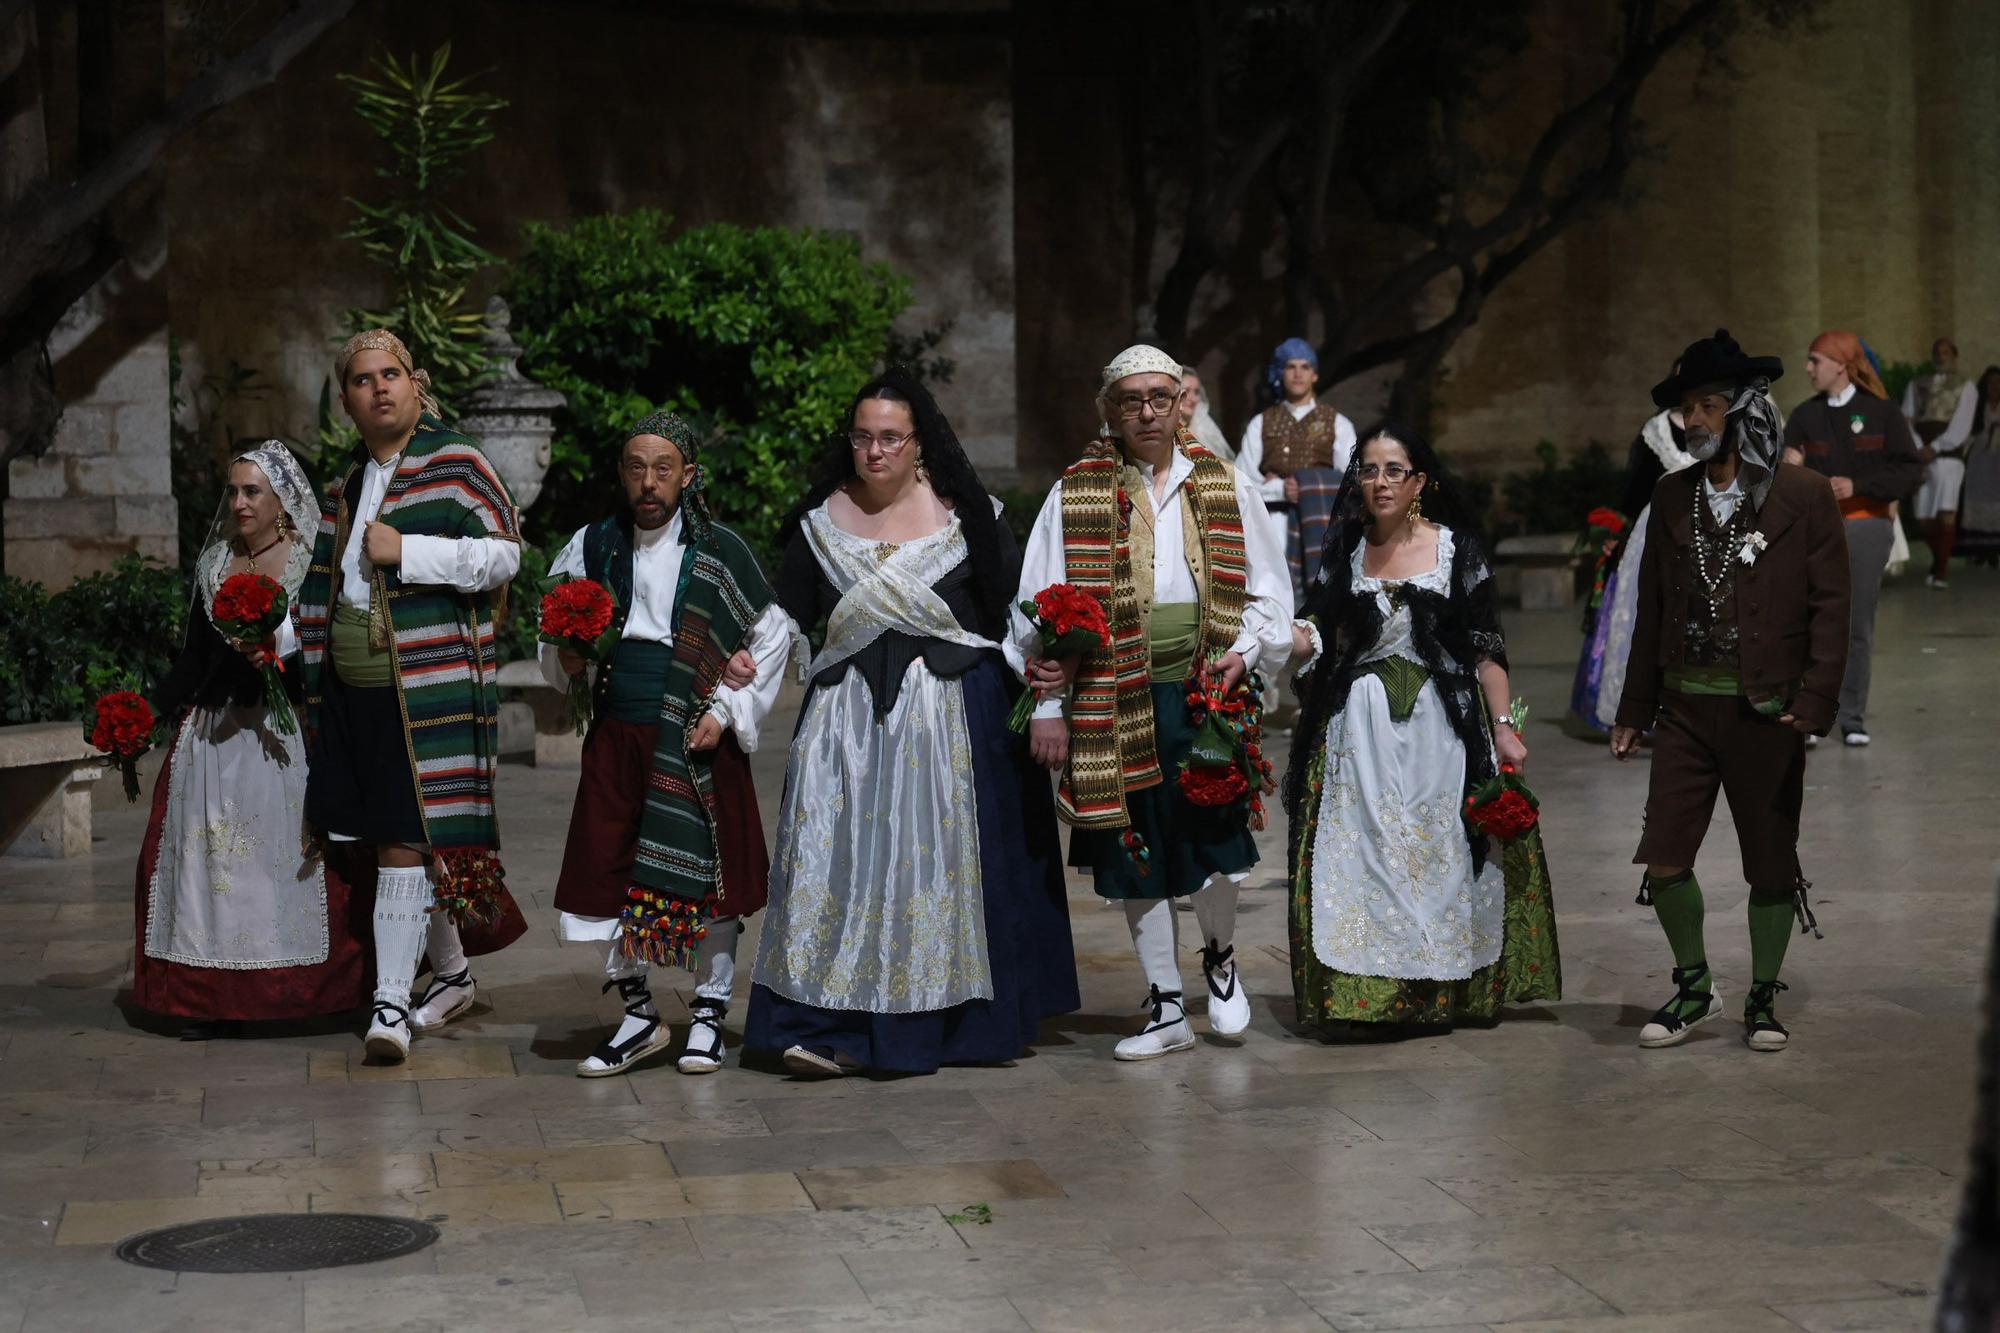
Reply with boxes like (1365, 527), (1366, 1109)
(692, 918), (740, 1006)
(426, 910), (469, 980)
(1122, 897), (1183, 995)
(1189, 875), (1240, 954)
(372, 866), (433, 1009)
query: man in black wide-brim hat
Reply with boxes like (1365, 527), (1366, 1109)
(1608, 329), (1850, 1054)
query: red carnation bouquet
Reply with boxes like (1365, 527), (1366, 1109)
(1576, 506), (1630, 614)
(1007, 583), (1113, 732)
(211, 572), (296, 735)
(1464, 764), (1540, 843)
(537, 577), (620, 735)
(85, 690), (156, 802)
(1176, 663), (1277, 830)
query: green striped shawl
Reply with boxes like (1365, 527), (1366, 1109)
(298, 417), (521, 852)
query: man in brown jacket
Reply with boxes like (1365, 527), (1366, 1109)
(1610, 330), (1850, 1054)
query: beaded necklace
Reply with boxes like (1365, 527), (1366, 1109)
(1688, 484), (1746, 626)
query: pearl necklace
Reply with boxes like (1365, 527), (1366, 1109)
(1688, 489), (1744, 625)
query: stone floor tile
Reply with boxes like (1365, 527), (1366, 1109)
(343, 1042), (517, 1083)
(300, 1272), (587, 1332)
(554, 1169), (812, 1221)
(426, 1218), (694, 1273)
(414, 1073), (639, 1117)
(532, 1102), (773, 1147)
(724, 1297), (1033, 1331)
(1556, 1240), (1943, 1311)
(1768, 1295), (1934, 1332)
(3, 1156), (201, 1206)
(573, 1253), (868, 1317)
(196, 1153), (436, 1198)
(309, 1183), (562, 1228)
(1188, 1175), (1479, 1235)
(1289, 1263), (1615, 1329)
(797, 1158), (1064, 1210)
(86, 1116), (317, 1165)
(1117, 1230), (1415, 1283)
(55, 1193), (308, 1245)
(755, 1089), (999, 1136)
(665, 1129), (914, 1177)
(1010, 1276), (1338, 1331)
(684, 1205), (959, 1259)
(429, 1142), (672, 1188)
(307, 1115), (545, 1158)
(840, 1243), (1133, 1303)
(1494, 1309), (1800, 1332)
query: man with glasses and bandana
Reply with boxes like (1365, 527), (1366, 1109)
(1012, 345), (1293, 1061)
(1611, 330), (1849, 1054)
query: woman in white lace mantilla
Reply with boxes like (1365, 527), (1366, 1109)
(1285, 424), (1561, 1032)
(744, 372), (1078, 1077)
(131, 441), (369, 1037)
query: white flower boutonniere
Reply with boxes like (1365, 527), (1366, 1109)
(1738, 531), (1769, 566)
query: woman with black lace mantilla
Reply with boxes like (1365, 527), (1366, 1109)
(744, 371), (1079, 1077)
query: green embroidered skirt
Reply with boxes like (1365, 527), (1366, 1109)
(1288, 744), (1562, 1027)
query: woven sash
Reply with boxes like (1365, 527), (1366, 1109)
(1056, 430), (1248, 829)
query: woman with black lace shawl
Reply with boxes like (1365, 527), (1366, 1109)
(1284, 423), (1561, 1033)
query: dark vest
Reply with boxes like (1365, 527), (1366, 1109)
(1260, 404), (1340, 475)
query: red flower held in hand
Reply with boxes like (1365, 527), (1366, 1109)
(89, 691), (154, 758)
(540, 579), (615, 643)
(1179, 764), (1249, 806)
(1584, 506), (1626, 535)
(212, 573), (279, 627)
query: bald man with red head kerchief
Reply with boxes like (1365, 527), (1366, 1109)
(1784, 330), (1925, 746)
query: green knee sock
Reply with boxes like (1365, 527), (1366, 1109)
(1649, 872), (1708, 969)
(1648, 872), (1711, 1021)
(1747, 886), (1795, 1001)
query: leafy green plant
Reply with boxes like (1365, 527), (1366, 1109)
(943, 1202), (994, 1226)
(336, 44), (506, 408)
(1492, 440), (1623, 540)
(0, 556), (188, 724)
(505, 210), (939, 555)
(1881, 359), (1930, 410)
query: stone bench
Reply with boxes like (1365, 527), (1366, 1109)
(496, 658), (584, 767)
(0, 722), (108, 858)
(1494, 533), (1585, 611)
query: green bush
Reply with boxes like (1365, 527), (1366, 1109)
(505, 210), (923, 556)
(1492, 439), (1623, 539)
(0, 555), (188, 724)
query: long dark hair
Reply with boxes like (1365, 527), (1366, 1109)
(1975, 365), (2000, 434)
(778, 369), (1013, 635)
(1306, 421), (1490, 604)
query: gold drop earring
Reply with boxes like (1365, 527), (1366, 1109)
(1406, 490), (1424, 523)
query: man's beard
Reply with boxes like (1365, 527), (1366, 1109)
(1684, 425), (1726, 461)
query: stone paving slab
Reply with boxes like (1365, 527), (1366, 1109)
(0, 571), (1993, 1329)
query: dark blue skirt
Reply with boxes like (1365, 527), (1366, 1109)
(743, 657), (1080, 1073)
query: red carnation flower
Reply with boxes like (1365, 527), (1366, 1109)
(1584, 506), (1626, 536)
(85, 690), (156, 802)
(1179, 763), (1250, 807)
(540, 578), (616, 644)
(1007, 583), (1114, 732)
(211, 573), (297, 736)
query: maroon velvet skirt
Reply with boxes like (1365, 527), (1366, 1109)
(553, 719), (769, 922)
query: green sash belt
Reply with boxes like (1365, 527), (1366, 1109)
(1360, 655), (1429, 723)
(1149, 602), (1201, 682)
(1664, 667), (1743, 697)
(604, 638), (673, 723)
(331, 604), (394, 688)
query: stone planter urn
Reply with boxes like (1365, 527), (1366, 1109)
(457, 295), (564, 512)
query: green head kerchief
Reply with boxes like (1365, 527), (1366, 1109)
(626, 410), (710, 538)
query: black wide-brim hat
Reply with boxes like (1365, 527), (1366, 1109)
(1650, 328), (1784, 409)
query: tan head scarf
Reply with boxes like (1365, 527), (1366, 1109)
(336, 328), (444, 418)
(1808, 330), (1888, 400)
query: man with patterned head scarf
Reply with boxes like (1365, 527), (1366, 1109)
(1010, 344), (1294, 1061)
(1611, 329), (1850, 1055)
(540, 410), (792, 1077)
(1236, 336), (1355, 599)
(1785, 329), (1925, 746)
(298, 329), (529, 1064)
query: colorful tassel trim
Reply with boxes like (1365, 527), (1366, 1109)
(1120, 828), (1151, 875)
(619, 886), (716, 967)
(430, 849), (507, 925)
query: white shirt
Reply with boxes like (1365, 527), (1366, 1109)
(1009, 449), (1296, 721)
(338, 453), (520, 609)
(1703, 472), (1743, 525)
(1827, 382), (1858, 409)
(1902, 378), (1978, 452)
(1236, 400), (1356, 504)
(538, 514), (793, 752)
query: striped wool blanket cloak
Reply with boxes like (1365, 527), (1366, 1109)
(1056, 429), (1248, 832)
(298, 417), (521, 869)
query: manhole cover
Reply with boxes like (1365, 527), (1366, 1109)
(115, 1213), (439, 1273)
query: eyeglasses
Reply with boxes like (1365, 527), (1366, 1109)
(1112, 390), (1179, 419)
(849, 430), (917, 453)
(1356, 463), (1417, 482)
